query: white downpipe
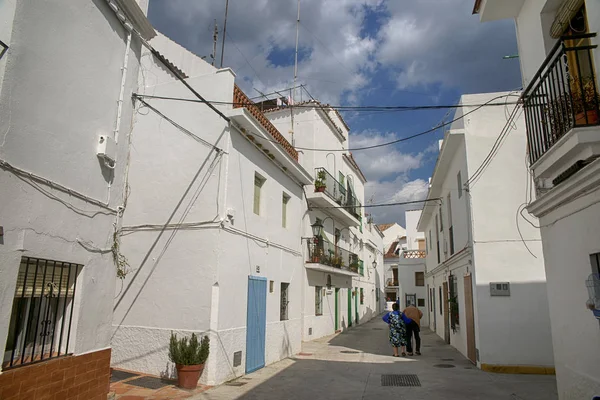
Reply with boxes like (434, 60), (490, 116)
(107, 31), (133, 205)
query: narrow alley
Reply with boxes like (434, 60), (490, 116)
(190, 317), (558, 400)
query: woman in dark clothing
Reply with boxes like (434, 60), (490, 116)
(386, 303), (407, 357)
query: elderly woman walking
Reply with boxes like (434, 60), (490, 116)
(383, 303), (407, 357)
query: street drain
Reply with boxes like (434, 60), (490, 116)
(126, 376), (171, 390)
(372, 328), (383, 330)
(340, 350), (360, 354)
(381, 374), (421, 387)
(434, 364), (456, 368)
(441, 358), (454, 361)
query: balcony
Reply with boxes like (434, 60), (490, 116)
(306, 167), (361, 226)
(306, 239), (360, 276)
(523, 33), (600, 186)
(401, 250), (426, 259)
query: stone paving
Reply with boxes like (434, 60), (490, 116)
(109, 368), (210, 400)
(191, 316), (558, 400)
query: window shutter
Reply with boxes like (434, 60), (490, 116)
(551, 0), (584, 38)
(14, 259), (79, 298)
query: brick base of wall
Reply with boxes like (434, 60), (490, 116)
(0, 348), (110, 400)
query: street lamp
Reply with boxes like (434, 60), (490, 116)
(311, 220), (324, 237)
(372, 260), (377, 269)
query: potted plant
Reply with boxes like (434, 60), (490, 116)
(169, 332), (210, 390)
(314, 170), (327, 193)
(571, 77), (600, 126)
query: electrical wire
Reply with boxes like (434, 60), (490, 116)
(133, 93), (519, 111)
(134, 93), (519, 152)
(311, 198), (441, 211)
(464, 101), (523, 188)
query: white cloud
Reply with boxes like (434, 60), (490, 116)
(365, 176), (430, 225)
(351, 130), (424, 181)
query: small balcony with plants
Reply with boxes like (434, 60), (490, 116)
(305, 237), (360, 277)
(307, 167), (361, 226)
(523, 33), (600, 189)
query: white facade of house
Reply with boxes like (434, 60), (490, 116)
(109, 33), (313, 386)
(110, 33), (384, 386)
(418, 92), (554, 370)
(0, 0), (149, 393)
(267, 103), (384, 340)
(476, 1), (600, 398)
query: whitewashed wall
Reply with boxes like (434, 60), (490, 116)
(0, 0), (142, 361)
(110, 37), (306, 385)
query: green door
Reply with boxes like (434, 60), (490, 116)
(335, 288), (339, 331)
(355, 286), (359, 325)
(348, 288), (352, 327)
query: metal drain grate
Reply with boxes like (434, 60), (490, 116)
(340, 350), (360, 354)
(433, 364), (456, 368)
(372, 328), (383, 330)
(441, 358), (454, 361)
(110, 370), (139, 383)
(381, 374), (421, 387)
(126, 376), (172, 389)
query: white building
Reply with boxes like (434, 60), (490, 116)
(110, 33), (384, 385)
(110, 33), (312, 385)
(266, 101), (385, 339)
(0, 0), (151, 397)
(380, 213), (428, 326)
(417, 92), (554, 372)
(475, 1), (600, 397)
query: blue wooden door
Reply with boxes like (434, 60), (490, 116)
(246, 276), (267, 373)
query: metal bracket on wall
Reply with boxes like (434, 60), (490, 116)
(0, 40), (8, 60)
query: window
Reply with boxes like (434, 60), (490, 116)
(360, 288), (364, 305)
(315, 286), (323, 316)
(447, 193), (454, 255)
(253, 173), (265, 215)
(439, 205), (443, 231)
(415, 272), (425, 287)
(338, 171), (345, 186)
(439, 286), (443, 316)
(269, 280), (274, 293)
(280, 283), (289, 321)
(417, 298), (425, 307)
(590, 253), (600, 304)
(429, 287), (433, 312)
(405, 293), (416, 307)
(457, 171), (463, 198)
(4, 257), (81, 369)
(428, 230), (432, 250)
(282, 193), (290, 228)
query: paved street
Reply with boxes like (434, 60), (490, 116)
(191, 316), (558, 400)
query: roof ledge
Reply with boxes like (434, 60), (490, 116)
(109, 0), (156, 40)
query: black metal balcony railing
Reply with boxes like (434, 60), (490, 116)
(523, 33), (600, 165)
(314, 168), (362, 219)
(307, 239), (360, 273)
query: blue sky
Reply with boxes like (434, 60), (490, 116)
(147, 0), (521, 226)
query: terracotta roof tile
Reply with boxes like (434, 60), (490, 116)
(377, 223), (394, 232)
(233, 85), (298, 161)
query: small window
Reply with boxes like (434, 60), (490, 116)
(282, 193), (290, 228)
(360, 288), (364, 305)
(415, 272), (425, 287)
(280, 283), (289, 321)
(269, 280), (274, 293)
(429, 230), (432, 250)
(315, 286), (323, 316)
(457, 171), (463, 198)
(439, 205), (444, 231)
(417, 298), (425, 307)
(253, 173), (265, 215)
(4, 257), (82, 369)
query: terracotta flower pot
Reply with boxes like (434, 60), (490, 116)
(315, 186), (326, 193)
(176, 363), (204, 389)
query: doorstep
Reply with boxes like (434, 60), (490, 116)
(109, 368), (211, 400)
